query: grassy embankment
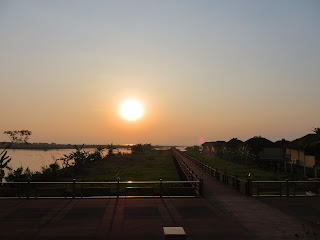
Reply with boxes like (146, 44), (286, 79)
(186, 151), (301, 181)
(3, 150), (182, 197)
(74, 150), (180, 181)
(67, 150), (182, 196)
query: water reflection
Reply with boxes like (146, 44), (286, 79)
(6, 148), (131, 172)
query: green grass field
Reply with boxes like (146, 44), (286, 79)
(186, 151), (301, 181)
(75, 150), (181, 181)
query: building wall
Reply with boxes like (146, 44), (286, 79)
(286, 148), (315, 167)
(298, 151), (305, 163)
(286, 148), (291, 156)
(305, 155), (315, 168)
(291, 149), (299, 160)
(202, 143), (215, 156)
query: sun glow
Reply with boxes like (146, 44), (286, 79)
(120, 99), (143, 121)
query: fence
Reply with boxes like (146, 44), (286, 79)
(171, 148), (203, 197)
(174, 149), (320, 197)
(252, 180), (320, 197)
(175, 149), (249, 195)
(0, 179), (202, 199)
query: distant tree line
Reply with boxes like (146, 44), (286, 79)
(131, 143), (153, 154)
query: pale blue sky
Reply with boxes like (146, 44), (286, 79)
(1, 1), (319, 145)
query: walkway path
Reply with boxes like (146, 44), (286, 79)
(0, 150), (319, 239)
(172, 148), (319, 240)
(0, 198), (254, 240)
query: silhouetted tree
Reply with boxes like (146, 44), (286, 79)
(131, 144), (144, 153)
(0, 151), (12, 183)
(313, 127), (320, 135)
(1, 130), (32, 183)
(107, 144), (116, 156)
(3, 130), (32, 143)
(186, 145), (200, 152)
(131, 143), (154, 153)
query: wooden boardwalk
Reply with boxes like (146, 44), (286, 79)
(171, 148), (320, 240)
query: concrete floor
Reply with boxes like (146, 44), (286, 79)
(0, 198), (253, 240)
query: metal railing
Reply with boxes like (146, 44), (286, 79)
(0, 179), (201, 199)
(174, 149), (248, 194)
(173, 149), (320, 197)
(252, 180), (320, 197)
(171, 148), (203, 197)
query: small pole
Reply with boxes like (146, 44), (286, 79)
(199, 178), (204, 197)
(247, 173), (252, 196)
(117, 178), (120, 198)
(247, 178), (251, 196)
(160, 179), (163, 198)
(286, 179), (289, 197)
(224, 170), (227, 184)
(27, 180), (30, 199)
(245, 182), (248, 195)
(232, 176), (235, 188)
(235, 175), (239, 190)
(73, 179), (76, 199)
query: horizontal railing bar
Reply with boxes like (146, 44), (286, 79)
(0, 181), (200, 184)
(253, 181), (286, 183)
(253, 181), (320, 183)
(0, 195), (198, 200)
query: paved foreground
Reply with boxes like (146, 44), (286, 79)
(0, 198), (253, 240)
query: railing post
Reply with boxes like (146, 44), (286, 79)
(235, 175), (239, 190)
(73, 179), (76, 198)
(224, 171), (227, 184)
(160, 179), (163, 198)
(245, 182), (248, 195)
(247, 177), (252, 196)
(117, 178), (120, 198)
(216, 169), (219, 181)
(199, 178), (204, 197)
(232, 176), (235, 188)
(27, 180), (31, 199)
(286, 179), (289, 197)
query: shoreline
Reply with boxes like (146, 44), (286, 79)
(0, 143), (130, 150)
(0, 143), (179, 150)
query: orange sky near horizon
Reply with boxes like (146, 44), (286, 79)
(0, 1), (319, 145)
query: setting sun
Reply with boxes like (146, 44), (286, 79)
(120, 99), (143, 121)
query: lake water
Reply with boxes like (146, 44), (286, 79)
(5, 148), (131, 172)
(4, 146), (186, 173)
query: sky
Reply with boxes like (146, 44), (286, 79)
(0, 0), (319, 145)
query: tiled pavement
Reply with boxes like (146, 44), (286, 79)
(0, 198), (253, 240)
